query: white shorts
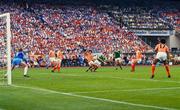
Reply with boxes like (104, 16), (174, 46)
(178, 57), (180, 61)
(156, 52), (167, 61)
(132, 59), (142, 64)
(34, 61), (38, 66)
(49, 57), (56, 62)
(88, 61), (94, 66)
(137, 59), (142, 64)
(115, 58), (123, 63)
(94, 60), (101, 67)
(55, 58), (62, 63)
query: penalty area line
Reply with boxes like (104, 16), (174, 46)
(58, 73), (180, 84)
(72, 86), (180, 94)
(12, 84), (176, 110)
(42, 72), (180, 84)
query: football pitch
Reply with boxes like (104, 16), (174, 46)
(0, 66), (180, 110)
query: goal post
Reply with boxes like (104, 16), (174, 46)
(0, 13), (12, 85)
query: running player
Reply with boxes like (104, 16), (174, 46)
(114, 50), (123, 70)
(131, 48), (142, 72)
(5, 48), (29, 77)
(84, 50), (94, 72)
(49, 49), (56, 67)
(151, 39), (171, 78)
(51, 49), (63, 72)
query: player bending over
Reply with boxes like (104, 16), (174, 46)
(114, 50), (123, 70)
(51, 49), (63, 72)
(131, 48), (142, 72)
(151, 39), (171, 78)
(90, 55), (102, 72)
(84, 50), (96, 72)
(5, 48), (29, 77)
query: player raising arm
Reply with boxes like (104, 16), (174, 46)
(151, 39), (171, 78)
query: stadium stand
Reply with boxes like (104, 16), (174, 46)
(0, 1), (179, 66)
(160, 10), (180, 32)
(108, 7), (174, 30)
(0, 4), (152, 54)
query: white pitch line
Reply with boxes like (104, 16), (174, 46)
(110, 76), (180, 84)
(11, 84), (176, 110)
(72, 86), (180, 94)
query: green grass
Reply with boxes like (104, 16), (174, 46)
(0, 66), (180, 110)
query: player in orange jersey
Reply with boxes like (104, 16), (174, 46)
(84, 50), (96, 72)
(151, 39), (171, 78)
(49, 49), (56, 67)
(131, 48), (142, 72)
(52, 49), (63, 72)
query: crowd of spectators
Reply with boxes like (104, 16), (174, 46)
(108, 6), (173, 30)
(0, 4), (152, 55)
(0, 3), (179, 67)
(160, 9), (180, 32)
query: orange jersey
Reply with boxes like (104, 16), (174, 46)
(136, 50), (142, 59)
(155, 44), (169, 52)
(29, 53), (34, 58)
(49, 50), (55, 57)
(84, 52), (93, 62)
(57, 50), (63, 59)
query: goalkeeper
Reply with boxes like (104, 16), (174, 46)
(5, 48), (29, 77)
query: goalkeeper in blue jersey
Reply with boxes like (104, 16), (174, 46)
(10, 48), (29, 77)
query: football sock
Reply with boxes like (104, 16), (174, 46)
(24, 66), (28, 75)
(53, 65), (57, 71)
(165, 65), (170, 77)
(151, 64), (155, 76)
(57, 64), (61, 72)
(131, 63), (135, 72)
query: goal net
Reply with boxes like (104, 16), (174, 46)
(0, 13), (12, 85)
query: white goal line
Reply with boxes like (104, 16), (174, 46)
(11, 84), (176, 110)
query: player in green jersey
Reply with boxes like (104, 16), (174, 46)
(114, 51), (123, 70)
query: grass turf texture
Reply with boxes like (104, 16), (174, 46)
(0, 66), (180, 110)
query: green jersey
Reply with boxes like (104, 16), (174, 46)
(114, 51), (121, 58)
(99, 55), (106, 62)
